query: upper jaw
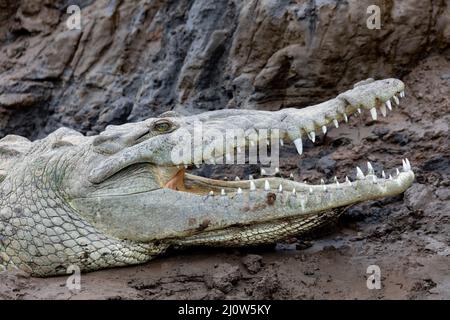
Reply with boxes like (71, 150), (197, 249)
(278, 78), (405, 154)
(170, 78), (405, 165)
(88, 78), (406, 187)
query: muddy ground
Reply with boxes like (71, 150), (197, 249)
(0, 54), (449, 300)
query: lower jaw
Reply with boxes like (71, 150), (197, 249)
(171, 208), (344, 247)
(158, 164), (413, 247)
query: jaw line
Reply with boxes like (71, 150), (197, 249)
(167, 166), (415, 230)
(180, 166), (414, 196)
(167, 169), (415, 246)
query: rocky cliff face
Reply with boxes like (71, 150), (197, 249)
(0, 0), (449, 139)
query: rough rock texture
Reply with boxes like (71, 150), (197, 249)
(0, 0), (449, 139)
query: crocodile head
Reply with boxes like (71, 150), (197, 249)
(0, 78), (414, 276)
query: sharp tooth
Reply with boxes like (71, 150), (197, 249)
(345, 176), (351, 186)
(275, 167), (280, 174)
(309, 187), (313, 194)
(393, 95), (400, 105)
(278, 184), (283, 193)
(389, 174), (393, 180)
(250, 180), (256, 191)
(370, 107), (377, 120)
(309, 131), (316, 143)
(405, 158), (411, 171)
(333, 119), (339, 128)
(195, 164), (200, 168)
(356, 166), (365, 180)
(249, 174), (254, 180)
(321, 179), (327, 191)
(221, 189), (226, 196)
(289, 173), (294, 179)
(280, 139), (284, 146)
(380, 104), (387, 117)
(264, 180), (270, 191)
(334, 176), (339, 186)
(367, 162), (374, 175)
(292, 188), (296, 196)
(396, 168), (400, 176)
(321, 179), (325, 185)
(237, 187), (242, 194)
(266, 140), (270, 146)
(400, 91), (405, 98)
(343, 113), (348, 123)
(209, 191), (214, 196)
(235, 176), (240, 181)
(402, 159), (408, 172)
(357, 108), (362, 114)
(372, 175), (377, 183)
(322, 126), (327, 134)
(386, 99), (392, 110)
(382, 170), (386, 179)
(294, 138), (303, 155)
(261, 168), (266, 175)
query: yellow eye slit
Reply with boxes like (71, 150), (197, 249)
(153, 120), (172, 132)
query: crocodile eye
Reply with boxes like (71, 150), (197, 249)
(152, 120), (173, 133)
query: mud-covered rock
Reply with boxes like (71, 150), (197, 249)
(0, 270), (32, 300)
(241, 254), (263, 274)
(204, 263), (241, 293)
(250, 273), (280, 299)
(404, 183), (435, 211)
(435, 188), (450, 201)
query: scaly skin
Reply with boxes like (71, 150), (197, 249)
(0, 78), (414, 276)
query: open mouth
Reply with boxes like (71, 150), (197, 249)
(162, 88), (412, 199)
(89, 79), (410, 201)
(80, 79), (414, 245)
(156, 87), (415, 245)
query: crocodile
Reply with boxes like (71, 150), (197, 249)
(0, 78), (414, 277)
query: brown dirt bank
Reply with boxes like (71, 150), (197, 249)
(1, 54), (449, 300)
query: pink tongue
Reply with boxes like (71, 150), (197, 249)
(164, 169), (185, 191)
